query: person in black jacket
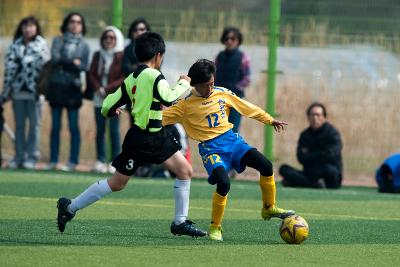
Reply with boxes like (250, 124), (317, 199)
(122, 17), (151, 127)
(214, 27), (251, 134)
(279, 103), (343, 189)
(46, 12), (90, 171)
(122, 17), (151, 77)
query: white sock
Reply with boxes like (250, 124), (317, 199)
(68, 179), (112, 213)
(173, 179), (191, 225)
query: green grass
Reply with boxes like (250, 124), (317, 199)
(0, 170), (399, 267)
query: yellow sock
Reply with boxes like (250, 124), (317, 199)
(211, 191), (228, 227)
(259, 174), (276, 209)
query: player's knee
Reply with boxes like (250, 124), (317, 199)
(108, 181), (123, 192)
(217, 177), (230, 196)
(211, 166), (230, 196)
(176, 164), (193, 179)
(259, 159), (273, 177)
(108, 173), (129, 192)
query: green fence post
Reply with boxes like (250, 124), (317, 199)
(112, 0), (123, 29)
(265, 0), (281, 160)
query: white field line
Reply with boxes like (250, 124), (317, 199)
(1, 194), (400, 222)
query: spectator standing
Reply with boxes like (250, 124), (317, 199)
(215, 27), (251, 133)
(122, 18), (151, 127)
(87, 26), (125, 173)
(122, 17), (151, 77)
(279, 103), (343, 189)
(0, 16), (49, 169)
(46, 12), (90, 171)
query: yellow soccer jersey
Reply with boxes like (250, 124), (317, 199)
(163, 87), (274, 142)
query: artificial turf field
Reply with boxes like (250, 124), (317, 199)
(0, 170), (399, 267)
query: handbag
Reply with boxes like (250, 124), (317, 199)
(37, 61), (53, 95)
(46, 66), (82, 107)
(82, 71), (94, 100)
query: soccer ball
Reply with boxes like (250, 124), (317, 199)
(279, 215), (309, 244)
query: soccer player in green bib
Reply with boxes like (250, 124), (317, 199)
(56, 32), (206, 237)
(163, 59), (295, 241)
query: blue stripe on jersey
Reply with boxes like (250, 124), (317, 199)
(213, 87), (225, 92)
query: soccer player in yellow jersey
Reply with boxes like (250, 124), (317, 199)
(163, 59), (295, 241)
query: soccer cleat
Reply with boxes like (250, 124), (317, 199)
(170, 220), (207, 237)
(261, 205), (295, 221)
(209, 225), (223, 241)
(57, 197), (75, 233)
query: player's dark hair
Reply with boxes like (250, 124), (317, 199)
(220, 27), (243, 45)
(13, 16), (42, 41)
(60, 12), (86, 35)
(127, 17), (151, 40)
(306, 102), (327, 117)
(188, 59), (216, 86)
(134, 32), (165, 62)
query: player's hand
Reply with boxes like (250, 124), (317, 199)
(179, 75), (191, 83)
(271, 119), (288, 133)
(73, 59), (81, 66)
(114, 108), (123, 116)
(99, 87), (106, 97)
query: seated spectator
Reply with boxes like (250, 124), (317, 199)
(87, 26), (125, 173)
(376, 154), (400, 193)
(279, 103), (342, 189)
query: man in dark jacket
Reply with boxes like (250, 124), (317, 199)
(279, 103), (343, 189)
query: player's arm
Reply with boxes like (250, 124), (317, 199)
(0, 45), (17, 102)
(226, 91), (274, 124)
(162, 100), (185, 126)
(153, 74), (191, 107)
(101, 77), (131, 117)
(226, 91), (287, 132)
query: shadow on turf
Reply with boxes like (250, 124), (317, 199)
(0, 219), (283, 246)
(1, 218), (399, 247)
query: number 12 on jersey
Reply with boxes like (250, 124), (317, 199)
(206, 113), (220, 128)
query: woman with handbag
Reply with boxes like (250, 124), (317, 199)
(46, 12), (90, 171)
(87, 26), (125, 173)
(0, 16), (49, 169)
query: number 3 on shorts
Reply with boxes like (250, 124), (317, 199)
(126, 159), (134, 170)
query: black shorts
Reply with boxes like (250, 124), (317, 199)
(112, 125), (181, 176)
